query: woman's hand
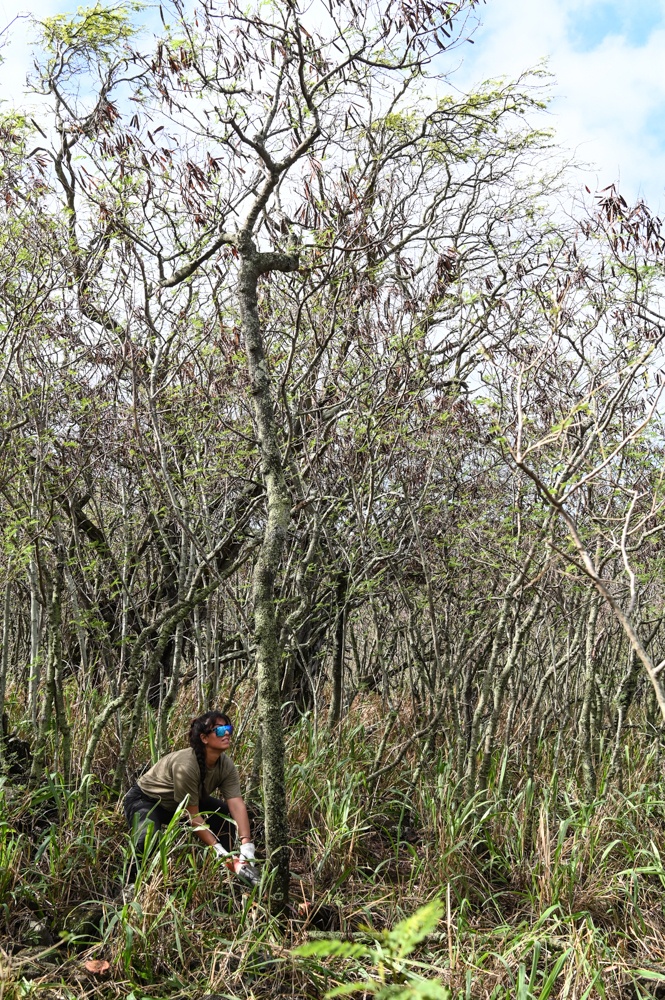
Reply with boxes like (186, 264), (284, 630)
(239, 841), (256, 864)
(233, 853), (260, 886)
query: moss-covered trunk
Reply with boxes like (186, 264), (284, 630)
(237, 244), (297, 908)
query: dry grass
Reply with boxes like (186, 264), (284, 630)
(1, 704), (665, 999)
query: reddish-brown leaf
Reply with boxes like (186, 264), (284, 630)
(83, 959), (111, 975)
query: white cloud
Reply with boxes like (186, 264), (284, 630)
(0, 3), (63, 118)
(2, 0), (665, 213)
(455, 0), (665, 211)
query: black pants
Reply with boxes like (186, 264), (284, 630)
(123, 784), (235, 877)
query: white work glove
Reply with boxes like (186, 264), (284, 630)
(236, 842), (260, 887)
(213, 840), (260, 886)
(239, 841), (256, 864)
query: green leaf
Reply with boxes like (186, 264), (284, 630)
(633, 969), (665, 983)
(326, 980), (378, 998)
(385, 900), (444, 959)
(536, 949), (571, 1000)
(376, 980), (451, 1000)
(295, 940), (372, 960)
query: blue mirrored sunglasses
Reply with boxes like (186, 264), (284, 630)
(212, 723), (233, 738)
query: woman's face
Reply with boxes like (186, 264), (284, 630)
(203, 717), (232, 752)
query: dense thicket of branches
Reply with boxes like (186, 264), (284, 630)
(2, 0), (665, 896)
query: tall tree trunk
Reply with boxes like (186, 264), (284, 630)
(328, 569), (348, 727)
(31, 563), (63, 782)
(27, 549), (41, 726)
(0, 563), (12, 737)
(477, 588), (543, 793)
(580, 597), (600, 800)
(237, 243), (298, 909)
(51, 562), (71, 783)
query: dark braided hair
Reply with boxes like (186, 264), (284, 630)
(189, 710), (232, 788)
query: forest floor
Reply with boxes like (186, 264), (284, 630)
(2, 699), (665, 1000)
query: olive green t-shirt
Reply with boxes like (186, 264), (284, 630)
(137, 748), (242, 812)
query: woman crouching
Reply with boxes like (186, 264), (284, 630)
(123, 710), (258, 886)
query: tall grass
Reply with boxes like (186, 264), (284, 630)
(1, 705), (665, 999)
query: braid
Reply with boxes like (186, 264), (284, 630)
(193, 740), (207, 788)
(188, 710), (232, 789)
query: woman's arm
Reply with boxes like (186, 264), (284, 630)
(186, 805), (218, 847)
(186, 798), (251, 848)
(187, 797), (254, 878)
(225, 796), (252, 843)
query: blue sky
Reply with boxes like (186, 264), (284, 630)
(567, 0), (663, 50)
(455, 0), (665, 210)
(1, 0), (664, 211)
